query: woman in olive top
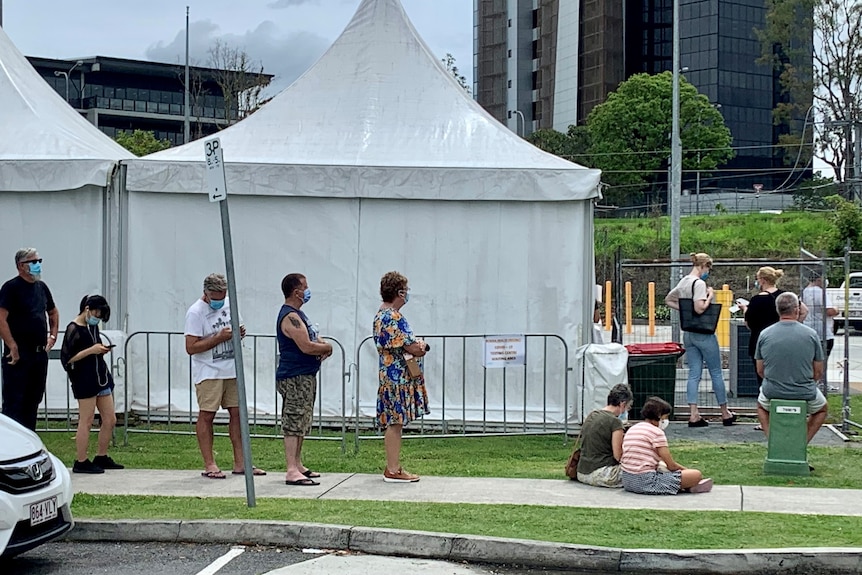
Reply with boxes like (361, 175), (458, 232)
(576, 384), (634, 487)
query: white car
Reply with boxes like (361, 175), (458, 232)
(0, 413), (74, 557)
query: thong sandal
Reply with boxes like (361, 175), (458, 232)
(232, 467), (267, 476)
(302, 469), (321, 478)
(285, 478), (320, 486)
(201, 470), (226, 479)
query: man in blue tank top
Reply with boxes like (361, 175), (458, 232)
(277, 273), (332, 486)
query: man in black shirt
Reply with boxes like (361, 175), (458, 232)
(0, 248), (59, 430)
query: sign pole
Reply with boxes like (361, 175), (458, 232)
(204, 137), (256, 507)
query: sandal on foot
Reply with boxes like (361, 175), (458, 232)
(302, 469), (321, 478)
(285, 478), (320, 486)
(688, 418), (709, 428)
(232, 467), (267, 476)
(753, 424), (763, 431)
(722, 413), (738, 426)
(201, 470), (226, 479)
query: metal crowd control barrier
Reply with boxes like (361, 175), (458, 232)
(353, 333), (572, 453)
(36, 333), (116, 432)
(121, 331), (349, 452)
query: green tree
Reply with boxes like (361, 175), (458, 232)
(827, 195), (862, 253)
(442, 53), (471, 94)
(791, 173), (839, 210)
(114, 130), (171, 157)
(585, 72), (734, 206)
(526, 125), (590, 163)
(757, 0), (862, 195)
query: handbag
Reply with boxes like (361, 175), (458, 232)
(564, 432), (583, 480)
(404, 353), (422, 378)
(678, 278), (722, 334)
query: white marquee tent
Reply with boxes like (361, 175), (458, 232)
(123, 0), (601, 424)
(0, 25), (134, 411)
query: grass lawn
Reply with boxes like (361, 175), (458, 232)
(47, 394), (862, 550)
(71, 494), (862, 550)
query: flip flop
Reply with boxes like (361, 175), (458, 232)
(232, 467), (267, 476)
(285, 478), (320, 486)
(201, 470), (226, 479)
(753, 424), (763, 431)
(302, 469), (321, 478)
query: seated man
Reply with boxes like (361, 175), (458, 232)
(755, 292), (828, 443)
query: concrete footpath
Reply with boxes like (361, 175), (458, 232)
(67, 468), (862, 574)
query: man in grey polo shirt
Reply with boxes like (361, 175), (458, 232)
(755, 292), (827, 443)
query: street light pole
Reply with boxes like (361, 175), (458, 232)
(670, 0), (682, 342)
(53, 60), (84, 105)
(512, 110), (525, 137)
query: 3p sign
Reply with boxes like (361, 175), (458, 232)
(204, 137), (227, 202)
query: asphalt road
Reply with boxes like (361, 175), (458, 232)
(0, 542), (638, 575)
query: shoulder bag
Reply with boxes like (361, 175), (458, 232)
(679, 278), (722, 334)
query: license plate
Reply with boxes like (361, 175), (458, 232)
(29, 496), (58, 527)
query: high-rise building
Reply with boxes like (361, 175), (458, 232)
(473, 0), (579, 135)
(473, 0), (811, 189)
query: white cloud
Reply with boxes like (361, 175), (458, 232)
(145, 19), (330, 93)
(267, 0), (319, 7)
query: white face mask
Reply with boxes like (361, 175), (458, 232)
(659, 418), (669, 430)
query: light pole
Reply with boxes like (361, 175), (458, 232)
(510, 110), (525, 137)
(53, 60), (84, 105)
(670, 0), (682, 342)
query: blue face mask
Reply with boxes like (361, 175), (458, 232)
(86, 314), (101, 326)
(754, 280), (760, 290)
(302, 288), (312, 304)
(28, 261), (42, 276)
(618, 410), (628, 422)
(400, 290), (410, 303)
(700, 272), (710, 281)
(209, 298), (225, 311)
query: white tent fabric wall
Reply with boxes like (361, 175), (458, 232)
(121, 0), (602, 425)
(0, 25), (133, 413)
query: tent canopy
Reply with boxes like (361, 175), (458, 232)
(0, 27), (133, 191)
(129, 0), (601, 201)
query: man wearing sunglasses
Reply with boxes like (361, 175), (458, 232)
(0, 248), (59, 430)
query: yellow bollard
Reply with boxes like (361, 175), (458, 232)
(648, 282), (656, 336)
(625, 282), (633, 334)
(715, 284), (733, 347)
(605, 281), (612, 331)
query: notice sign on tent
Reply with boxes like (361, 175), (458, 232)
(483, 335), (526, 368)
(204, 137), (227, 202)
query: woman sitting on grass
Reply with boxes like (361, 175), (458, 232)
(620, 396), (712, 495)
(576, 384), (633, 487)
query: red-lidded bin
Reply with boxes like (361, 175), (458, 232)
(624, 342), (685, 419)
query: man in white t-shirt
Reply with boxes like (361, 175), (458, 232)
(184, 273), (264, 479)
(801, 273), (838, 358)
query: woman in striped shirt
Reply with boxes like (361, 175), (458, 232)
(620, 397), (713, 495)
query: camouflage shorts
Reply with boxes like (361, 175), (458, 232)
(276, 373), (318, 436)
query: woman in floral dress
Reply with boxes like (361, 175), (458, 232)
(374, 271), (429, 482)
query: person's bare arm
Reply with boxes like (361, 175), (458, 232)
(0, 307), (18, 363)
(655, 445), (685, 471)
(46, 307), (59, 351)
(798, 301), (809, 323)
(826, 306), (838, 318)
(611, 428), (624, 461)
(756, 359), (764, 378)
(404, 339), (428, 357)
(281, 313), (332, 356)
(67, 343), (110, 364)
(185, 328), (232, 355)
(665, 292), (679, 310)
(813, 360), (824, 382)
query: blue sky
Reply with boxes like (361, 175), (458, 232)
(3, 0), (473, 94)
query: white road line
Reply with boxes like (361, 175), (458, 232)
(195, 545), (246, 575)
